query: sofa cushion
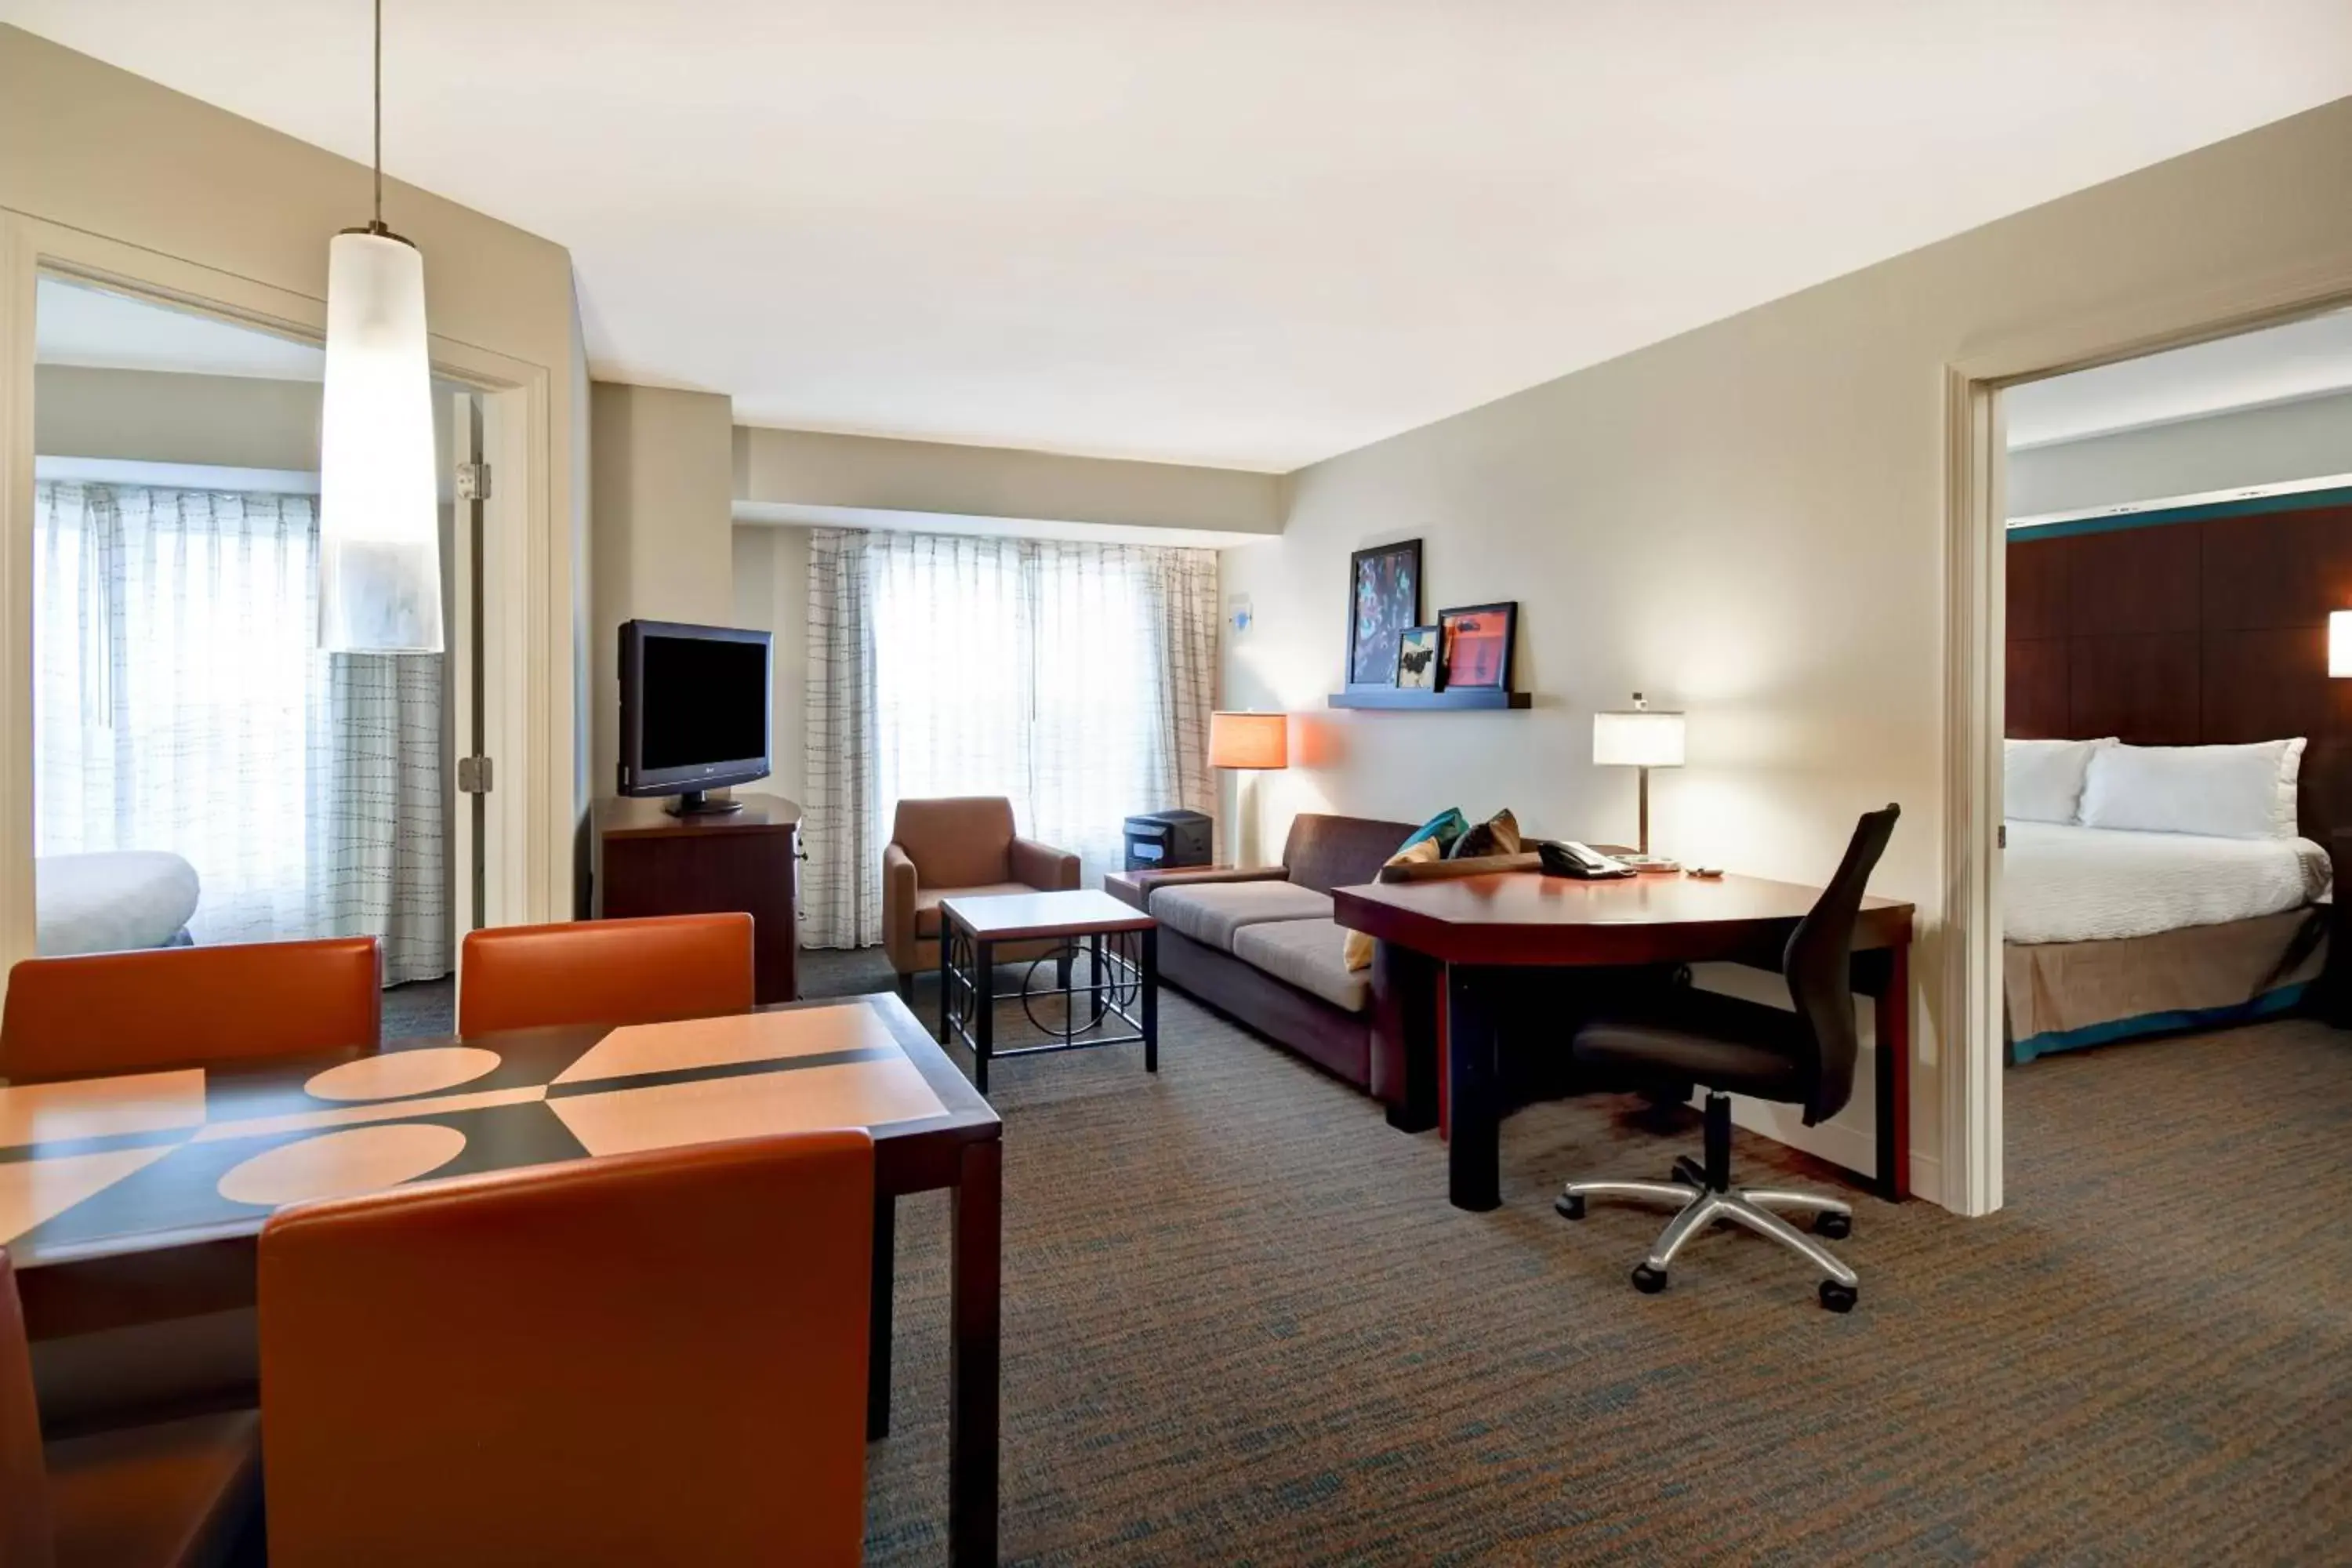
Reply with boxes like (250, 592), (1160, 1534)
(1231, 919), (1369, 1014)
(1149, 880), (1334, 951)
(916, 883), (1040, 938)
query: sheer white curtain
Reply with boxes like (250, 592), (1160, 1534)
(32, 481), (448, 979)
(802, 528), (1216, 949)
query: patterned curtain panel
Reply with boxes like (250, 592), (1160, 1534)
(800, 528), (1218, 949)
(31, 482), (448, 981)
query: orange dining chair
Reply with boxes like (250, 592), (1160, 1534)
(0, 937), (382, 1083)
(1, 938), (379, 1437)
(455, 913), (756, 1036)
(2, 1249), (261, 1568)
(259, 1131), (873, 1566)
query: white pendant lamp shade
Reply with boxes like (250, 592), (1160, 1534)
(319, 229), (442, 653)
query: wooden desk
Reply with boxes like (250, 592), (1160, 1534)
(593, 793), (802, 1004)
(1330, 870), (1916, 1210)
(2, 993), (1002, 1568)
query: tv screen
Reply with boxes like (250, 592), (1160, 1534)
(641, 633), (768, 769)
(618, 620), (771, 804)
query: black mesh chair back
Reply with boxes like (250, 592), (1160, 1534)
(1782, 804), (1900, 1124)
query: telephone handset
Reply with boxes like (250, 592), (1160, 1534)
(1539, 840), (1637, 880)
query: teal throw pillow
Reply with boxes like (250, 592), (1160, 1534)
(1398, 808), (1468, 856)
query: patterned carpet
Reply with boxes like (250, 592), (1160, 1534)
(384, 954), (2352, 1561)
(792, 948), (2352, 1565)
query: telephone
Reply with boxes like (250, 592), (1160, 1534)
(1539, 840), (1636, 880)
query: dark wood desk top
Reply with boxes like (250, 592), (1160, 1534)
(0, 992), (991, 1273)
(1331, 869), (1914, 967)
(595, 792), (804, 838)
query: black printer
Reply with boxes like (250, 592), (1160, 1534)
(1122, 810), (1213, 871)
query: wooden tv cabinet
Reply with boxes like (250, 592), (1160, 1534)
(590, 792), (801, 1004)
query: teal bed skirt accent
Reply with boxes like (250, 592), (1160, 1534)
(2009, 982), (2311, 1065)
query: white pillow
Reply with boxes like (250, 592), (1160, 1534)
(2004, 738), (2114, 824)
(2078, 739), (2306, 840)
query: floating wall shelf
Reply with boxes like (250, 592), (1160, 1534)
(1326, 688), (1533, 711)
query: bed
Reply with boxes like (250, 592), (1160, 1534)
(2002, 735), (2336, 1061)
(34, 851), (201, 957)
(2003, 819), (2330, 1060)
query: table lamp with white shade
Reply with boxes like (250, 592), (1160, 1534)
(1592, 693), (1686, 868)
(1210, 710), (1289, 866)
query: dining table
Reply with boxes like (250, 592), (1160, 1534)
(0, 989), (1003, 1567)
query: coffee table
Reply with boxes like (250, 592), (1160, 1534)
(938, 888), (1159, 1091)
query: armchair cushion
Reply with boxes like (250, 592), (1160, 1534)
(890, 797), (1015, 889)
(1149, 881), (1335, 952)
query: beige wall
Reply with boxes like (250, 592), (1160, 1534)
(0, 24), (583, 922)
(1221, 95), (2352, 1205)
(34, 365), (320, 471)
(2008, 389), (2352, 518)
(588, 382), (738, 794)
(730, 524), (811, 807)
(735, 425), (1281, 538)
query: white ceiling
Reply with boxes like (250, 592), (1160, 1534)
(10, 2), (2352, 471)
(2005, 307), (2352, 449)
(35, 277), (324, 380)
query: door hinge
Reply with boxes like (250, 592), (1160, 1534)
(1998, 822), (2007, 850)
(457, 756), (494, 794)
(455, 461), (492, 501)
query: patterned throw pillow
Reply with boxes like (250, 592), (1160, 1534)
(1344, 838), (1442, 970)
(1448, 808), (1523, 860)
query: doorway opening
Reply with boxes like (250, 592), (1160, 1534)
(29, 272), (478, 1035)
(1948, 296), (2352, 1216)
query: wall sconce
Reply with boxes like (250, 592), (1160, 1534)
(2332, 610), (2351, 678)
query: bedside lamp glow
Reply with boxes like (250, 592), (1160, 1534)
(1592, 694), (1686, 859)
(1210, 711), (1288, 867)
(2332, 611), (2352, 678)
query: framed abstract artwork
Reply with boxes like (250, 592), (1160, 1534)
(1438, 601), (1517, 691)
(1347, 539), (1422, 687)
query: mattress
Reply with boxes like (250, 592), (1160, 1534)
(34, 851), (201, 957)
(2002, 820), (2329, 946)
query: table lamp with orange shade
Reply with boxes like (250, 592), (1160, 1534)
(1210, 710), (1289, 866)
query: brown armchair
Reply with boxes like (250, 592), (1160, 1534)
(884, 797), (1080, 994)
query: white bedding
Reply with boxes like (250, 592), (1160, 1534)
(2003, 820), (2329, 946)
(34, 851), (201, 956)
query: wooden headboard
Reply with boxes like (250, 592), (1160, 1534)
(2006, 495), (2352, 845)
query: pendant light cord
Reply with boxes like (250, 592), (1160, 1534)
(372, 0), (384, 232)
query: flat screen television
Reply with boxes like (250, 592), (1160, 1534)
(617, 619), (772, 815)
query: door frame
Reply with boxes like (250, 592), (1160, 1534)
(0, 211), (562, 972)
(1940, 259), (2352, 1217)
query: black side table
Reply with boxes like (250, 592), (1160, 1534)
(938, 889), (1160, 1092)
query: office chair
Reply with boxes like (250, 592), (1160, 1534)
(1556, 805), (1899, 1312)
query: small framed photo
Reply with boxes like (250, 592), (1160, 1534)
(1438, 601), (1518, 691)
(1396, 625), (1441, 690)
(1346, 539), (1423, 687)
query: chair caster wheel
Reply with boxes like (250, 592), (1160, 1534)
(1813, 1211), (1852, 1240)
(1819, 1280), (1857, 1313)
(1555, 1194), (1586, 1221)
(1631, 1264), (1668, 1294)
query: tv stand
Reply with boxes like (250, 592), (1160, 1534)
(666, 789), (745, 817)
(593, 793), (800, 1004)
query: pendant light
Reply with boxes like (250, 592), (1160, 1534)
(319, 0), (443, 653)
